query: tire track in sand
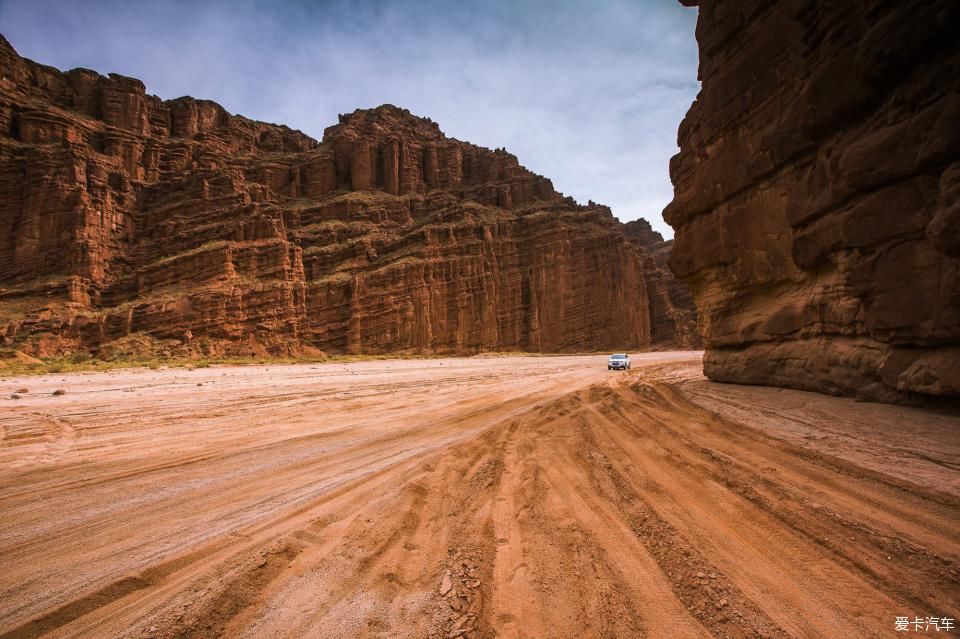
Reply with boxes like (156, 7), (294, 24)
(0, 354), (956, 638)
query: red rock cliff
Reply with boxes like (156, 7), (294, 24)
(666, 1), (960, 402)
(624, 219), (701, 349)
(0, 35), (697, 358)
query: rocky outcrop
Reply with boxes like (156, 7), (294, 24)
(0, 35), (697, 358)
(624, 220), (701, 349)
(666, 1), (960, 402)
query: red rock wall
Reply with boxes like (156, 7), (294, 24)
(624, 220), (701, 349)
(666, 1), (960, 402)
(0, 35), (697, 357)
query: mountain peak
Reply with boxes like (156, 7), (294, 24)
(324, 104), (444, 144)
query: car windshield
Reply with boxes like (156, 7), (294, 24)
(611, 354), (626, 359)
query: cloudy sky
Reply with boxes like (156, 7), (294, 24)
(1, 0), (699, 237)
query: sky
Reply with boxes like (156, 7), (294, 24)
(0, 0), (699, 238)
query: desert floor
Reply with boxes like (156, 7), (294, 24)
(1, 352), (957, 638)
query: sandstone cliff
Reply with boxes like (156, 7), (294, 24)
(624, 219), (701, 349)
(0, 35), (697, 358)
(666, 1), (960, 402)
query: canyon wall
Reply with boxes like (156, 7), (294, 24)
(0, 35), (698, 358)
(666, 1), (960, 402)
(624, 219), (701, 349)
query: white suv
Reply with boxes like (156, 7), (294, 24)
(608, 354), (630, 370)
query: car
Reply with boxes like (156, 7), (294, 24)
(608, 353), (630, 370)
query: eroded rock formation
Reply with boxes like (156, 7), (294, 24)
(0, 35), (697, 358)
(624, 219), (701, 349)
(666, 1), (960, 402)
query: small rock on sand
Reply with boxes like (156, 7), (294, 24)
(15, 388), (29, 394)
(10, 393), (21, 400)
(52, 389), (66, 396)
(439, 572), (452, 596)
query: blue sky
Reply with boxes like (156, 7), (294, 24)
(0, 0), (699, 237)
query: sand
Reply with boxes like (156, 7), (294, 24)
(1, 352), (957, 638)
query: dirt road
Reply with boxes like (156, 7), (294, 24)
(1, 353), (957, 638)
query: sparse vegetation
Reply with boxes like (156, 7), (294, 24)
(0, 349), (567, 378)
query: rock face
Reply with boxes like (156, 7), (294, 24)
(0, 35), (696, 358)
(666, 1), (960, 402)
(624, 220), (701, 349)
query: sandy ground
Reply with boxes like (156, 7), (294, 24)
(0, 352), (957, 639)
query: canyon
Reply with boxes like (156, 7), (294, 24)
(666, 0), (960, 403)
(2, 5), (960, 638)
(0, 35), (697, 360)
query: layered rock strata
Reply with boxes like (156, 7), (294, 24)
(0, 35), (697, 358)
(624, 220), (701, 349)
(666, 1), (960, 402)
